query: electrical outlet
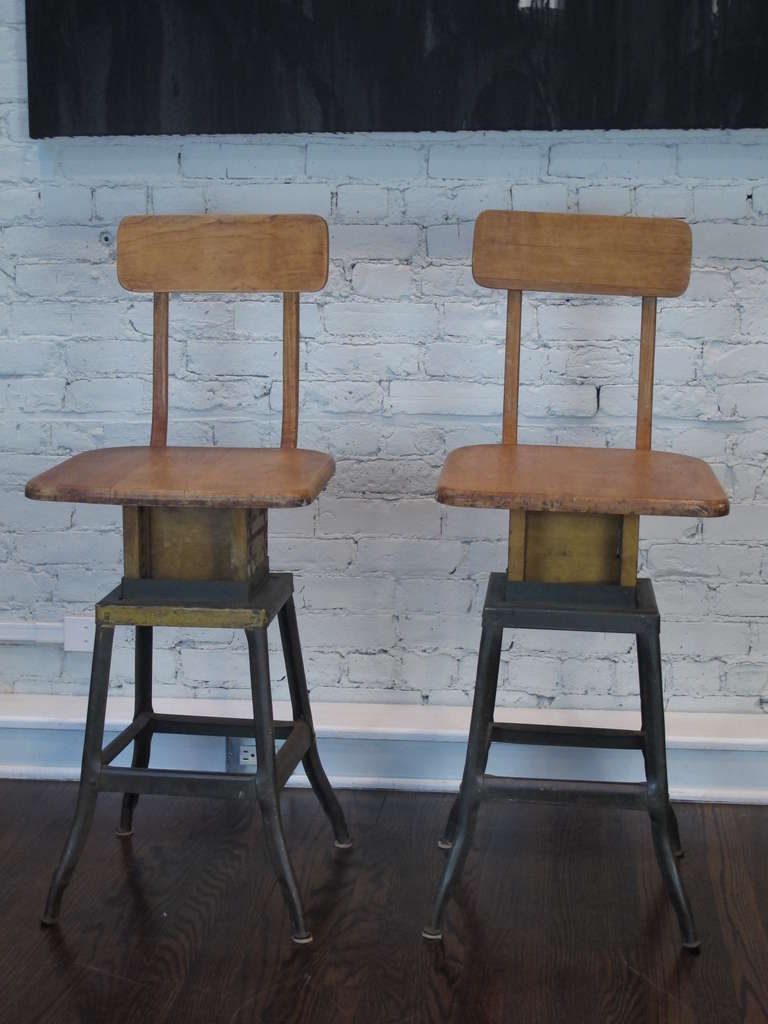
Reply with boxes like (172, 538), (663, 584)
(63, 615), (95, 653)
(239, 743), (257, 765)
(226, 736), (259, 772)
(225, 736), (302, 781)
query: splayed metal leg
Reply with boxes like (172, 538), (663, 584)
(246, 627), (312, 945)
(279, 596), (351, 849)
(41, 624), (114, 925)
(423, 622), (502, 940)
(637, 626), (698, 950)
(117, 625), (154, 837)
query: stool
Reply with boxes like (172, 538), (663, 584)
(26, 214), (351, 944)
(422, 211), (729, 951)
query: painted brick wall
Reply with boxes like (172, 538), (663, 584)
(1, 0), (767, 712)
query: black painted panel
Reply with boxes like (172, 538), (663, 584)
(26, 0), (768, 138)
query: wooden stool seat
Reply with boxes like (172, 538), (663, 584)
(437, 443), (728, 517)
(25, 445), (335, 508)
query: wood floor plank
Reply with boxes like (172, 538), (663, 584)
(0, 782), (765, 1024)
(705, 805), (768, 1023)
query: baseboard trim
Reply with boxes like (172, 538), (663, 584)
(0, 696), (766, 804)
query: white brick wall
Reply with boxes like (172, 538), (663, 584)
(0, 10), (767, 713)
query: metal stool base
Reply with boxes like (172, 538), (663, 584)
(41, 573), (350, 943)
(425, 573), (699, 952)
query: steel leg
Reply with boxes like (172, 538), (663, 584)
(438, 796), (460, 849)
(637, 626), (699, 951)
(278, 596), (351, 848)
(117, 626), (154, 836)
(42, 624), (114, 925)
(667, 803), (684, 858)
(423, 622), (503, 940)
(246, 627), (311, 945)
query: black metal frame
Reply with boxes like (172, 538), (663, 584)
(423, 573), (699, 952)
(41, 573), (351, 944)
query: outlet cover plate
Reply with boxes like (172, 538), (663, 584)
(226, 737), (258, 772)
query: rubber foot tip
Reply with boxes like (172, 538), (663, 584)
(682, 940), (701, 954)
(334, 838), (353, 849)
(437, 838), (452, 850)
(291, 932), (314, 945)
(115, 828), (134, 837)
(422, 927), (442, 941)
(40, 915), (57, 927)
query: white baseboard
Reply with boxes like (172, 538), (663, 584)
(0, 695), (766, 804)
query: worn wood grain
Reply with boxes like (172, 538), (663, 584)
(620, 513), (640, 587)
(281, 291), (300, 449)
(523, 510), (623, 585)
(507, 508), (527, 582)
(117, 215), (329, 294)
(636, 295), (658, 451)
(438, 444), (729, 517)
(122, 507), (267, 584)
(150, 292), (169, 448)
(25, 446), (335, 509)
(502, 289), (522, 446)
(472, 211), (692, 297)
(1, 782), (765, 1024)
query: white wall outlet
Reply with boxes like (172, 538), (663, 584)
(63, 616), (95, 653)
(225, 738), (259, 772)
(239, 743), (257, 765)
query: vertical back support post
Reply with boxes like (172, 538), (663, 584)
(502, 290), (522, 445)
(504, 290), (526, 579)
(636, 296), (657, 451)
(281, 291), (300, 448)
(150, 292), (169, 448)
(618, 295), (658, 586)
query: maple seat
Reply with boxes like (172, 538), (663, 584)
(26, 446), (335, 508)
(438, 444), (728, 518)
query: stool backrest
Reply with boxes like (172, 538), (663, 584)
(472, 210), (692, 449)
(472, 211), (692, 588)
(116, 214), (329, 448)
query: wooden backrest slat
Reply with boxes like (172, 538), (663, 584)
(281, 292), (300, 448)
(150, 293), (169, 447)
(117, 214), (328, 293)
(636, 296), (657, 450)
(471, 211), (691, 460)
(502, 290), (522, 445)
(120, 215), (329, 449)
(473, 211), (691, 297)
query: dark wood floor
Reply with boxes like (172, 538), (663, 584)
(1, 781), (766, 1024)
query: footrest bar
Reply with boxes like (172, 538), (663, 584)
(100, 711), (153, 766)
(275, 721), (313, 791)
(151, 712), (294, 741)
(482, 775), (648, 809)
(99, 765), (257, 800)
(491, 721), (644, 750)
